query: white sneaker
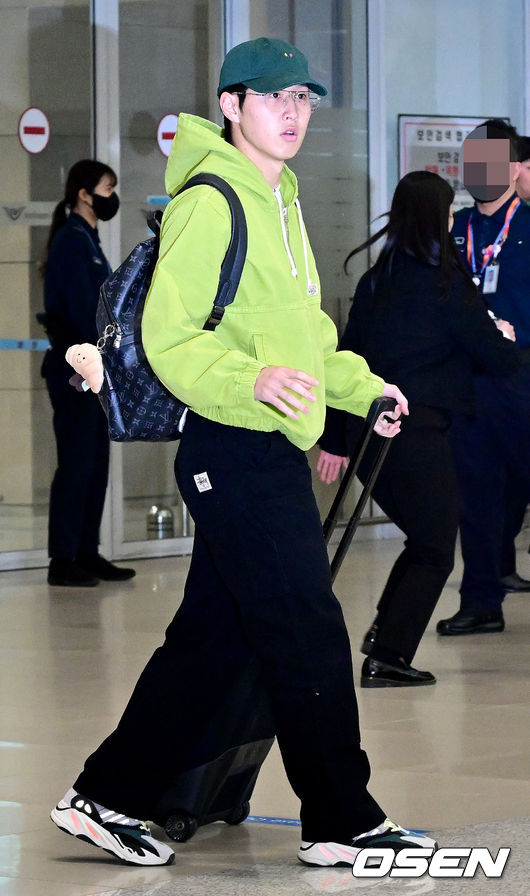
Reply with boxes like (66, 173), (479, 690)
(51, 788), (174, 866)
(297, 817), (438, 866)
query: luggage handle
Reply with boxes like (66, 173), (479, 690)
(322, 396), (398, 583)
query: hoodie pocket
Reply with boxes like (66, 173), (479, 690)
(250, 334), (268, 364)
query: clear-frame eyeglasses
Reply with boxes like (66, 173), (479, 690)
(235, 89), (321, 112)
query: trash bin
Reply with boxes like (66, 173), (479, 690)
(146, 504), (174, 539)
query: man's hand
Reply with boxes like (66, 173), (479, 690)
(254, 366), (319, 419)
(317, 449), (348, 484)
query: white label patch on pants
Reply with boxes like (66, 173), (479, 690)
(193, 472), (212, 492)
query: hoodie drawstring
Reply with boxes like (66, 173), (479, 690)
(273, 188), (318, 296)
(294, 198), (319, 297)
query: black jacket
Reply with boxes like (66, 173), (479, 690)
(44, 213), (110, 352)
(320, 250), (519, 456)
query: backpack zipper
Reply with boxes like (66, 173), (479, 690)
(98, 289), (123, 350)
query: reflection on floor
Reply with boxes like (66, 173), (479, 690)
(1, 533), (529, 895)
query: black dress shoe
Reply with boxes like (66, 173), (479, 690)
(360, 656), (436, 688)
(48, 558), (99, 587)
(500, 572), (530, 593)
(77, 554), (136, 581)
(361, 621), (379, 655)
(436, 609), (504, 636)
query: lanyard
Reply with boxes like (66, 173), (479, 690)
(466, 197), (520, 277)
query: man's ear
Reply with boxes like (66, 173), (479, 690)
(513, 161), (521, 182)
(219, 91), (240, 122)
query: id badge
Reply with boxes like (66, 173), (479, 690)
(482, 262), (499, 294)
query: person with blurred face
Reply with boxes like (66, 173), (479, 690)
(437, 120), (530, 636)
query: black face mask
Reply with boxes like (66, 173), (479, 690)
(91, 191), (120, 221)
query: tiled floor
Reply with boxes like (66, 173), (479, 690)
(1, 532), (529, 895)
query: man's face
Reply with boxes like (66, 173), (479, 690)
(462, 136), (514, 202)
(228, 84), (312, 171)
(514, 159), (530, 202)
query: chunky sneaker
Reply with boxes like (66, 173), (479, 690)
(50, 788), (174, 866)
(298, 818), (437, 866)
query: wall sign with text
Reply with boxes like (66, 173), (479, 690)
(398, 115), (508, 211)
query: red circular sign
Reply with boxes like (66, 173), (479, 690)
(157, 114), (179, 157)
(18, 107), (50, 154)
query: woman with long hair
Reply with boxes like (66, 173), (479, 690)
(41, 159), (134, 586)
(318, 170), (519, 686)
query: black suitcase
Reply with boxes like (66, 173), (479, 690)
(154, 396), (396, 842)
(152, 654), (275, 842)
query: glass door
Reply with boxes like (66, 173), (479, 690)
(107, 0), (224, 559)
(0, 0), (92, 569)
(0, 0), (377, 570)
(233, 0), (377, 526)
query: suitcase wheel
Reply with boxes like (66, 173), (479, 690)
(164, 811), (198, 842)
(226, 801), (250, 825)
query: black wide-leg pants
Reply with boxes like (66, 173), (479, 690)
(76, 413), (384, 843)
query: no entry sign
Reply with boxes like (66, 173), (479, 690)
(157, 114), (178, 157)
(18, 107), (50, 154)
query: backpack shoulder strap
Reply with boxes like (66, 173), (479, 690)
(176, 173), (248, 331)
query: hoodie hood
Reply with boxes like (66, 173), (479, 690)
(165, 113), (299, 208)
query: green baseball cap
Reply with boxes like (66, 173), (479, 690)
(217, 37), (327, 97)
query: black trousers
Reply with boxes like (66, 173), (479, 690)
(45, 353), (109, 559)
(452, 369), (530, 613)
(500, 476), (529, 578)
(351, 405), (457, 663)
(44, 353), (110, 558)
(75, 413), (384, 843)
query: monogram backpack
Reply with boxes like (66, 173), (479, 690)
(96, 173), (247, 441)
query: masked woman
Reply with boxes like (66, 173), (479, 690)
(318, 171), (519, 686)
(41, 159), (134, 586)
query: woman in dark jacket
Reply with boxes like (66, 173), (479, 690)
(318, 171), (519, 687)
(41, 159), (134, 587)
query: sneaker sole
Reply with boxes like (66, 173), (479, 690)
(298, 841), (363, 866)
(298, 834), (438, 867)
(50, 806), (174, 866)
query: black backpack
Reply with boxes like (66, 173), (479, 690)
(96, 173), (247, 441)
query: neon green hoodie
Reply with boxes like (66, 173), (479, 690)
(142, 113), (384, 451)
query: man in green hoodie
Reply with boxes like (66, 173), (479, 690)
(50, 37), (436, 869)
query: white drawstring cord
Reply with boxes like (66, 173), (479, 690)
(274, 187), (298, 278)
(294, 198), (319, 297)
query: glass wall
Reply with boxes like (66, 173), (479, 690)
(2, 0), (526, 569)
(0, 0), (92, 565)
(116, 0), (212, 547)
